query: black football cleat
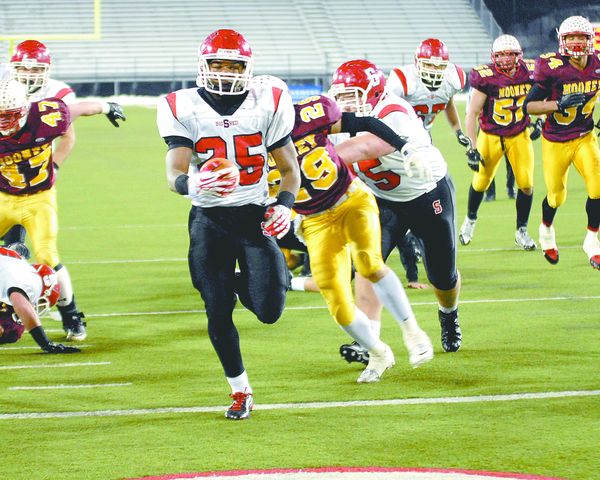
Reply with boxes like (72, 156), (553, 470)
(63, 312), (87, 341)
(439, 310), (462, 352)
(340, 341), (370, 365)
(225, 391), (253, 420)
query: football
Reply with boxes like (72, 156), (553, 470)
(200, 157), (239, 181)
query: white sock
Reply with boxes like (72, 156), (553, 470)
(55, 265), (74, 306)
(226, 370), (252, 394)
(371, 270), (416, 329)
(369, 319), (381, 337)
(439, 304), (458, 314)
(341, 308), (385, 353)
(290, 277), (306, 291)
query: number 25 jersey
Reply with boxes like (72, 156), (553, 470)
(0, 99), (70, 195)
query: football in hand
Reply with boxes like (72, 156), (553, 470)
(200, 157), (240, 182)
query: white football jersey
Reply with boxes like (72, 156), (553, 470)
(0, 63), (9, 81)
(387, 63), (465, 129)
(28, 78), (76, 104)
(0, 255), (42, 306)
(352, 93), (448, 202)
(157, 84), (294, 208)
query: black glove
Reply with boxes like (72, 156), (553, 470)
(42, 342), (81, 354)
(456, 129), (471, 148)
(466, 148), (484, 172)
(529, 118), (544, 141)
(556, 93), (585, 113)
(106, 102), (126, 127)
(5, 242), (31, 259)
(595, 118), (600, 137)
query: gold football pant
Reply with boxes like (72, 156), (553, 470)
(300, 180), (384, 326)
(541, 132), (600, 208)
(0, 187), (60, 266)
(473, 129), (534, 192)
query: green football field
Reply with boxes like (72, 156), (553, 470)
(1, 103), (599, 480)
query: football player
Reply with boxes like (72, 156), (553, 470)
(330, 59), (462, 354)
(0, 79), (125, 342)
(157, 29), (300, 420)
(3, 40), (79, 259)
(459, 35), (538, 251)
(524, 15), (600, 270)
(0, 246), (79, 353)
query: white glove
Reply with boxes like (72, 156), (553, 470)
(401, 145), (433, 182)
(188, 166), (239, 197)
(261, 204), (292, 239)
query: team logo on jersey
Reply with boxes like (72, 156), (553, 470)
(216, 119), (239, 128)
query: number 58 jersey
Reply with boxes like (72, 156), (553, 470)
(0, 98), (70, 195)
(156, 85), (295, 207)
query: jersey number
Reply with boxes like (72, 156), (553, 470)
(492, 96), (526, 126)
(195, 133), (265, 185)
(553, 91), (598, 126)
(355, 158), (401, 191)
(293, 134), (339, 203)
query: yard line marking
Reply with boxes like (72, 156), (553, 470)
(70, 294), (600, 318)
(8, 382), (131, 391)
(0, 389), (597, 420)
(0, 362), (110, 371)
(0, 344), (93, 351)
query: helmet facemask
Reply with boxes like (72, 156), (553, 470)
(11, 62), (50, 95)
(33, 264), (60, 317)
(0, 80), (30, 137)
(197, 56), (253, 95)
(329, 84), (373, 116)
(416, 58), (448, 90)
(558, 16), (594, 57)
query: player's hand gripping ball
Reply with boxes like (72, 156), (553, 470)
(192, 158), (240, 197)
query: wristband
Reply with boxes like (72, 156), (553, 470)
(30, 326), (50, 348)
(101, 102), (111, 114)
(175, 174), (189, 195)
(276, 190), (295, 209)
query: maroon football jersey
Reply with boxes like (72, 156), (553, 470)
(0, 98), (71, 195)
(533, 51), (600, 142)
(291, 95), (355, 215)
(0, 302), (24, 344)
(469, 59), (534, 136)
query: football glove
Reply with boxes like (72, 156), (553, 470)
(466, 148), (484, 172)
(42, 342), (80, 354)
(402, 145), (433, 182)
(189, 167), (239, 197)
(529, 118), (544, 141)
(595, 118), (600, 137)
(106, 102), (126, 127)
(261, 204), (292, 239)
(455, 129), (472, 148)
(556, 93), (585, 113)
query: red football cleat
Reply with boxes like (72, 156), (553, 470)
(543, 248), (559, 265)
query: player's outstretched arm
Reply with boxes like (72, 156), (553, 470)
(68, 101), (126, 127)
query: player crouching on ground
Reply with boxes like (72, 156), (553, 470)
(0, 246), (79, 353)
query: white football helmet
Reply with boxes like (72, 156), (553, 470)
(0, 80), (30, 136)
(196, 29), (254, 95)
(491, 35), (523, 75)
(557, 16), (594, 56)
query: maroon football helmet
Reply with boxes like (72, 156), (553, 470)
(33, 264), (60, 316)
(197, 29), (254, 95)
(329, 59), (386, 116)
(10, 39), (51, 94)
(415, 38), (449, 90)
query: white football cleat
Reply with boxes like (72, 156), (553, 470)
(402, 328), (434, 368)
(459, 217), (477, 245)
(583, 231), (600, 270)
(357, 344), (395, 384)
(539, 223), (559, 265)
(515, 227), (537, 251)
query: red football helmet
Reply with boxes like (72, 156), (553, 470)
(415, 38), (449, 90)
(329, 59), (386, 116)
(10, 39), (51, 94)
(557, 16), (594, 57)
(491, 35), (523, 75)
(197, 29), (254, 95)
(0, 80), (30, 137)
(33, 264), (60, 316)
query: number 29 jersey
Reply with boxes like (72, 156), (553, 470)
(469, 59), (534, 136)
(156, 85), (294, 208)
(0, 98), (70, 195)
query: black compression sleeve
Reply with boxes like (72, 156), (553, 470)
(163, 135), (194, 150)
(341, 112), (408, 151)
(523, 84), (548, 114)
(30, 326), (51, 348)
(174, 174), (189, 195)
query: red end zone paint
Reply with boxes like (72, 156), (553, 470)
(130, 466), (566, 480)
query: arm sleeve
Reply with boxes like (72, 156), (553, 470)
(523, 84), (549, 114)
(341, 112), (408, 151)
(163, 135), (194, 150)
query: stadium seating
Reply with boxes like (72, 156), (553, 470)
(0, 0), (494, 86)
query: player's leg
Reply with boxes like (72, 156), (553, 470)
(572, 133), (600, 269)
(506, 131), (536, 250)
(539, 138), (574, 265)
(188, 206), (250, 419)
(0, 192), (22, 249)
(505, 155), (517, 199)
(460, 131), (504, 245)
(22, 189), (86, 340)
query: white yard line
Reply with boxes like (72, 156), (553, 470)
(0, 389), (598, 420)
(0, 361), (110, 370)
(0, 344), (93, 351)
(9, 382), (131, 391)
